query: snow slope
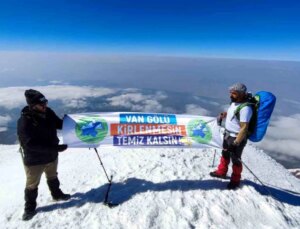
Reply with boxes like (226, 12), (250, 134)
(0, 144), (299, 229)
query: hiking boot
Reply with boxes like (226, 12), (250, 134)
(47, 178), (71, 201)
(213, 156), (230, 177)
(53, 192), (71, 201)
(227, 181), (240, 190)
(23, 188), (38, 221)
(210, 171), (227, 179)
(22, 210), (36, 221)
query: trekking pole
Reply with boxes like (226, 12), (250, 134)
(93, 148), (114, 206)
(241, 159), (290, 208)
(211, 149), (216, 167)
(94, 148), (112, 183)
(240, 159), (274, 197)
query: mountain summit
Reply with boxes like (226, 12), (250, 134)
(0, 144), (299, 228)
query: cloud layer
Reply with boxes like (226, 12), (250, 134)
(185, 104), (210, 116)
(107, 91), (168, 112)
(0, 85), (180, 113)
(258, 114), (300, 159)
(0, 85), (214, 139)
(1, 85), (300, 165)
(0, 115), (11, 132)
(0, 85), (116, 109)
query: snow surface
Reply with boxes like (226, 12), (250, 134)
(0, 144), (300, 229)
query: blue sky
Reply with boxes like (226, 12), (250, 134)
(1, 0), (300, 60)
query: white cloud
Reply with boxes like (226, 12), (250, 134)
(263, 114), (300, 140)
(257, 114), (300, 159)
(107, 91), (167, 112)
(0, 86), (171, 112)
(38, 85), (116, 102)
(0, 85), (116, 109)
(0, 115), (11, 125)
(0, 127), (8, 132)
(122, 88), (140, 93)
(49, 80), (64, 85)
(283, 99), (300, 106)
(0, 115), (11, 132)
(193, 96), (220, 106)
(0, 87), (27, 109)
(64, 99), (88, 109)
(185, 104), (210, 116)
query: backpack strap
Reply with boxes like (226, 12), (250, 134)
(231, 102), (253, 121)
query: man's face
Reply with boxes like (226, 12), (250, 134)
(230, 90), (240, 102)
(33, 102), (47, 113)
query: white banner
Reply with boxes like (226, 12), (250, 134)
(62, 112), (223, 149)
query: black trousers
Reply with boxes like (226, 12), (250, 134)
(222, 133), (247, 165)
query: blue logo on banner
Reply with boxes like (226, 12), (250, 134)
(120, 113), (177, 124)
(81, 121), (103, 137)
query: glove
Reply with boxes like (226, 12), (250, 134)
(217, 116), (222, 126)
(232, 140), (240, 146)
(57, 144), (68, 152)
(217, 112), (226, 126)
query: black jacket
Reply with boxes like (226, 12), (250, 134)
(17, 106), (63, 166)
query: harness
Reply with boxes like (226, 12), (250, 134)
(224, 129), (238, 137)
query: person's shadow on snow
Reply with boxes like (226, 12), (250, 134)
(242, 180), (300, 206)
(37, 178), (300, 212)
(37, 178), (225, 212)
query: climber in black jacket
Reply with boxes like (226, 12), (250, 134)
(17, 89), (70, 221)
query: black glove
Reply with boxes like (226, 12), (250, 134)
(217, 116), (222, 126)
(217, 112), (226, 126)
(57, 144), (68, 152)
(232, 140), (240, 146)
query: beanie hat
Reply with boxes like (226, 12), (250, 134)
(25, 89), (48, 106)
(229, 83), (247, 93)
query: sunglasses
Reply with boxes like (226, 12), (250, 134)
(35, 102), (48, 109)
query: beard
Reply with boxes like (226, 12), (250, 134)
(230, 96), (238, 102)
